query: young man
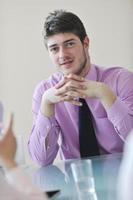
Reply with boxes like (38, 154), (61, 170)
(28, 10), (133, 166)
(0, 115), (48, 200)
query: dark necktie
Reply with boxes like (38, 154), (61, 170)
(79, 98), (100, 158)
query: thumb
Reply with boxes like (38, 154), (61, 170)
(8, 113), (14, 130)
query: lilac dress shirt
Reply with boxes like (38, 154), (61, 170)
(28, 64), (133, 166)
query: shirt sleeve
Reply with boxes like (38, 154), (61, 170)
(107, 69), (133, 140)
(28, 81), (60, 166)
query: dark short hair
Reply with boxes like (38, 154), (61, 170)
(43, 10), (87, 43)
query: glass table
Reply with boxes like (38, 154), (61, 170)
(28, 153), (122, 200)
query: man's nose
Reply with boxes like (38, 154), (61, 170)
(58, 46), (66, 59)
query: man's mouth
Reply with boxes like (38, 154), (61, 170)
(60, 60), (73, 68)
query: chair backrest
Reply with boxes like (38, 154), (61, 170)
(0, 102), (4, 133)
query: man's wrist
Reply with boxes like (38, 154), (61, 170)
(41, 96), (55, 117)
(98, 83), (117, 109)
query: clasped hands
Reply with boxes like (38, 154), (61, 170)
(43, 73), (102, 107)
(41, 73), (116, 118)
(55, 73), (101, 106)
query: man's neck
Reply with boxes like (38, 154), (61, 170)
(80, 62), (91, 77)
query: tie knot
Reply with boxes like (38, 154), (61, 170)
(79, 98), (86, 104)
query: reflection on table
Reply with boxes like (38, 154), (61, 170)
(28, 153), (122, 200)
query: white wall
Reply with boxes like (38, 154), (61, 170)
(0, 0), (133, 163)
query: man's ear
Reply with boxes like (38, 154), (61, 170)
(83, 36), (89, 48)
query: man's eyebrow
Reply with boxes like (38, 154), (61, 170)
(63, 39), (76, 44)
(48, 39), (76, 48)
(48, 43), (58, 49)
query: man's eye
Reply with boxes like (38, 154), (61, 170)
(66, 42), (75, 47)
(50, 47), (58, 53)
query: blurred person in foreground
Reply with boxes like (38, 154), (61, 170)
(0, 114), (48, 200)
(117, 129), (133, 200)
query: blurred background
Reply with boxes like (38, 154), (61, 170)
(0, 0), (132, 164)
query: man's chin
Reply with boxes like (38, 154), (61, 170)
(60, 70), (74, 75)
(61, 69), (81, 76)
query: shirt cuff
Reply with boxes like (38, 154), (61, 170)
(107, 98), (129, 125)
(36, 110), (58, 137)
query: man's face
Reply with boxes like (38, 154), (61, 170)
(47, 33), (89, 75)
